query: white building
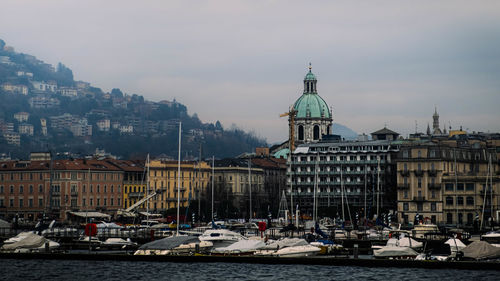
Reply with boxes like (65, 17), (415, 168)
(31, 81), (57, 92)
(119, 125), (133, 134)
(3, 132), (20, 146)
(18, 123), (34, 136)
(58, 87), (78, 97)
(2, 83), (28, 95)
(14, 112), (29, 123)
(96, 119), (111, 131)
(29, 95), (60, 109)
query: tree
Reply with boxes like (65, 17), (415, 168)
(111, 88), (123, 98)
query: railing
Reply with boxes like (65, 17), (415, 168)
(400, 170), (410, 177)
(413, 196), (425, 202)
(414, 170), (424, 177)
(428, 170), (438, 177)
(128, 192), (144, 198)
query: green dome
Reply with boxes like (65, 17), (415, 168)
(293, 92), (331, 119)
(273, 148), (290, 159)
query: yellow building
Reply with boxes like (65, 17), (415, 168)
(148, 160), (211, 211)
(397, 141), (499, 227)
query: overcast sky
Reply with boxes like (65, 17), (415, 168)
(2, 1), (500, 143)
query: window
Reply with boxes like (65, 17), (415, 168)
(431, 203), (436, 211)
(445, 183), (454, 191)
(431, 190), (436, 199)
(39, 198), (43, 207)
(447, 213), (453, 224)
(29, 199), (33, 207)
(298, 125), (304, 141)
(403, 150), (409, 158)
(104, 198), (107, 206)
(0, 199), (3, 207)
(82, 198), (86, 207)
(466, 183), (474, 191)
(446, 196), (454, 205)
(466, 196), (474, 205)
(417, 203), (423, 212)
(467, 213), (473, 225)
(403, 163), (407, 171)
(0, 186), (3, 193)
(19, 186), (23, 194)
(403, 190), (408, 199)
(456, 183), (464, 191)
(403, 202), (409, 211)
(418, 178), (422, 188)
(457, 197), (464, 205)
(10, 186), (14, 194)
(418, 163), (422, 171)
(19, 199), (23, 207)
(97, 198), (100, 206)
(417, 150), (422, 158)
(10, 199), (14, 207)
(39, 185), (43, 193)
(29, 185), (33, 194)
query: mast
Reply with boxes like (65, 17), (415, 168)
(313, 152), (319, 223)
(377, 156), (380, 219)
(248, 158), (252, 221)
(341, 165), (345, 222)
(364, 165), (367, 221)
(198, 144), (201, 224)
(454, 149), (458, 227)
(146, 154), (150, 223)
(211, 156), (214, 222)
(289, 149), (294, 224)
(176, 122), (181, 236)
(490, 153), (494, 230)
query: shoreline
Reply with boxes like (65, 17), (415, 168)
(1, 252), (499, 271)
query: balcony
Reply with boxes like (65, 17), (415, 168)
(70, 191), (79, 196)
(428, 183), (441, 190)
(400, 170), (410, 177)
(414, 170), (424, 177)
(428, 170), (438, 177)
(128, 192), (144, 198)
(413, 196), (426, 202)
(397, 184), (410, 190)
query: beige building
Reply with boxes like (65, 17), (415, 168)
(397, 141), (499, 227)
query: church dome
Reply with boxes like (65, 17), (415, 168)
(293, 66), (331, 119)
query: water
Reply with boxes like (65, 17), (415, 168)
(0, 259), (495, 281)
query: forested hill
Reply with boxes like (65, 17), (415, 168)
(0, 38), (267, 160)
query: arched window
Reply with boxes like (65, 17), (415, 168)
(313, 125), (320, 140)
(298, 125), (304, 141)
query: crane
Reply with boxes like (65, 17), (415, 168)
(117, 189), (164, 217)
(280, 107), (298, 152)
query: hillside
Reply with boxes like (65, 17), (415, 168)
(0, 39), (267, 160)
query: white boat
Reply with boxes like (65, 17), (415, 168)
(134, 235), (212, 255)
(481, 231), (500, 244)
(212, 239), (265, 255)
(1, 232), (59, 253)
(102, 238), (138, 250)
(373, 246), (419, 259)
(2, 231), (33, 244)
(412, 224), (439, 239)
(199, 229), (247, 248)
(272, 245), (321, 257)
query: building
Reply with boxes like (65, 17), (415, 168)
(1, 83), (28, 95)
(287, 132), (400, 220)
(396, 140), (499, 227)
(58, 87), (78, 97)
(3, 132), (20, 146)
(213, 158), (265, 219)
(31, 81), (57, 93)
(29, 95), (60, 109)
(96, 119), (111, 132)
(109, 160), (146, 211)
(147, 160), (211, 213)
(18, 123), (34, 136)
(70, 119), (92, 137)
(14, 112), (29, 123)
(292, 65), (333, 145)
(0, 158), (124, 221)
(251, 157), (287, 217)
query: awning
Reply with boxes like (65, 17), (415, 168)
(67, 211), (111, 219)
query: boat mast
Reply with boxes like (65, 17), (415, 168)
(454, 149), (458, 227)
(146, 153), (150, 223)
(289, 149), (294, 224)
(490, 153), (494, 230)
(364, 164), (367, 222)
(176, 122), (182, 236)
(313, 152), (319, 224)
(248, 158), (252, 221)
(377, 156), (380, 220)
(341, 164), (345, 222)
(211, 156), (214, 222)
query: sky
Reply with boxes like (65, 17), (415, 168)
(1, 1), (500, 143)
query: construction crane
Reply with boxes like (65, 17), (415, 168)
(117, 189), (163, 217)
(280, 107), (298, 152)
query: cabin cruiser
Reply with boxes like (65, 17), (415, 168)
(102, 238), (138, 250)
(199, 229), (247, 248)
(272, 245), (321, 257)
(412, 223), (440, 239)
(372, 232), (421, 259)
(481, 231), (500, 245)
(254, 238), (320, 257)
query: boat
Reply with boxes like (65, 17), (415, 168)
(481, 231), (500, 244)
(102, 238), (138, 250)
(134, 235), (212, 255)
(255, 238), (312, 256)
(2, 231), (33, 244)
(1, 232), (59, 253)
(412, 223), (440, 239)
(211, 239), (265, 256)
(373, 245), (419, 259)
(199, 229), (247, 248)
(462, 241), (500, 260)
(272, 244), (321, 257)
(73, 236), (102, 250)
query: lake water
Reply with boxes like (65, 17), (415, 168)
(0, 259), (495, 281)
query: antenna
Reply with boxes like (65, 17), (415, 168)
(415, 120), (418, 133)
